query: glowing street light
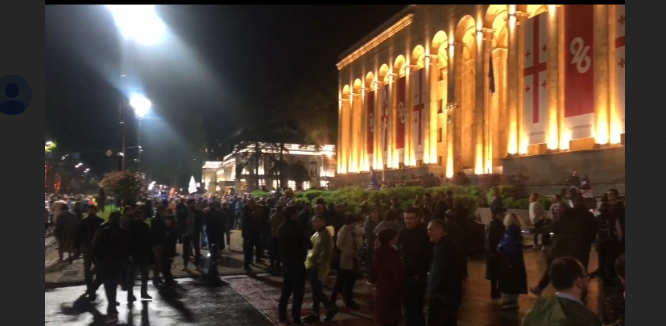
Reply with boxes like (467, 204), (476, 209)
(129, 94), (151, 120)
(106, 5), (166, 45)
(129, 94), (151, 173)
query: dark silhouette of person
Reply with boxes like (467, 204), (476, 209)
(0, 83), (25, 115)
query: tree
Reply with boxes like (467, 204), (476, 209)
(285, 71), (338, 148)
(100, 171), (145, 205)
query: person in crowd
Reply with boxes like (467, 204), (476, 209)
(521, 257), (601, 326)
(73, 205), (105, 300)
(497, 213), (527, 310)
(603, 254), (625, 326)
(51, 196), (67, 227)
(397, 207), (432, 326)
(590, 202), (621, 284)
(221, 202), (234, 252)
(426, 219), (465, 326)
(54, 204), (78, 263)
(180, 199), (203, 272)
(303, 214), (338, 324)
(375, 209), (401, 234)
(298, 202), (314, 236)
(607, 189), (625, 251)
(363, 207), (382, 275)
(529, 193), (550, 250)
(242, 200), (262, 273)
(150, 206), (167, 285)
(161, 214), (178, 285)
(205, 202), (225, 277)
(530, 197), (596, 295)
(270, 205), (285, 271)
(330, 214), (364, 309)
(91, 210), (132, 324)
(549, 194), (566, 222)
(485, 208), (506, 299)
(389, 197), (405, 228)
(490, 187), (504, 219)
(277, 206), (312, 326)
(126, 210), (152, 302)
(370, 228), (404, 326)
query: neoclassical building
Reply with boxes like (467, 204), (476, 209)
(336, 4), (625, 192)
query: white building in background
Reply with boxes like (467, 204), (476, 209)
(202, 143), (336, 193)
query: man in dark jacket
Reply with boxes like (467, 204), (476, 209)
(127, 210), (152, 301)
(298, 203), (314, 236)
(205, 202), (225, 276)
(397, 207), (433, 326)
(277, 206), (313, 326)
(530, 197), (597, 295)
(92, 211), (132, 324)
(73, 205), (104, 299)
(150, 206), (168, 285)
(180, 199), (204, 272)
(426, 219), (465, 326)
(161, 215), (178, 285)
(242, 201), (261, 273)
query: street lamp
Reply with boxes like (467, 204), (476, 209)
(106, 5), (165, 172)
(129, 94), (151, 173)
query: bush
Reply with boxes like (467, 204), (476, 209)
(251, 190), (271, 198)
(99, 171), (145, 206)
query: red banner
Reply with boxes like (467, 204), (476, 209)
(395, 77), (406, 150)
(564, 5), (595, 118)
(366, 92), (375, 155)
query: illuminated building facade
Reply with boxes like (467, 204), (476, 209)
(336, 5), (625, 192)
(202, 143), (336, 193)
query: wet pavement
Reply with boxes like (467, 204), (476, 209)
(46, 230), (269, 285)
(46, 248), (617, 326)
(45, 278), (273, 326)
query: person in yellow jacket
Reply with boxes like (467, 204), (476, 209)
(303, 214), (338, 324)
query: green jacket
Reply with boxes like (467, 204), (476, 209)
(521, 296), (602, 326)
(305, 226), (335, 281)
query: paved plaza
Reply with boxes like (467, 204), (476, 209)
(46, 244), (614, 326)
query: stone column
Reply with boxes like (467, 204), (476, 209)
(446, 43), (458, 176)
(593, 5), (611, 145)
(374, 81), (383, 170)
(429, 55), (440, 166)
(337, 96), (342, 174)
(483, 29), (495, 171)
(474, 29), (486, 175)
(424, 57), (432, 165)
(453, 43), (464, 172)
(342, 97), (351, 174)
(494, 48), (508, 164)
(516, 12), (529, 154)
(546, 7), (561, 150)
(507, 15), (520, 155)
(389, 73), (397, 169)
(360, 86), (368, 171)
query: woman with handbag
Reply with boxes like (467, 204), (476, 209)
(497, 213), (528, 310)
(329, 214), (364, 310)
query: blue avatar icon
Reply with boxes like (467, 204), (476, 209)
(0, 83), (24, 115)
(0, 75), (32, 115)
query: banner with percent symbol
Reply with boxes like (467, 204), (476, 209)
(564, 4), (595, 140)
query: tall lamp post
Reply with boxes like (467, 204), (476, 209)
(129, 94), (151, 173)
(106, 5), (165, 171)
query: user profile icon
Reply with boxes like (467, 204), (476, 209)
(0, 75), (32, 115)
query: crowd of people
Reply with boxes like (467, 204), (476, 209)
(45, 183), (625, 326)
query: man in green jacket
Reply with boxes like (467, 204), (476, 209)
(303, 214), (338, 324)
(522, 257), (601, 326)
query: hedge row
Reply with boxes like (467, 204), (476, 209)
(251, 186), (552, 214)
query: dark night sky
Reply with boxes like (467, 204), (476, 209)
(45, 5), (406, 177)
